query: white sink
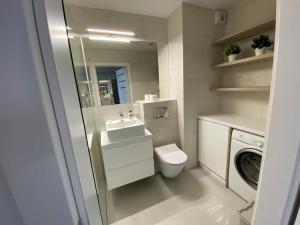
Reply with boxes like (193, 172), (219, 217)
(106, 117), (145, 141)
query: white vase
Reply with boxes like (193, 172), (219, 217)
(255, 47), (267, 56)
(228, 54), (238, 62)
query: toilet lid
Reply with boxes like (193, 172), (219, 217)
(155, 144), (187, 165)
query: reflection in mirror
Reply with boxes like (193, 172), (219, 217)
(70, 36), (159, 107)
(96, 66), (131, 106)
(64, 4), (165, 225)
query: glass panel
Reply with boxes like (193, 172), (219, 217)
(235, 150), (262, 190)
(66, 20), (108, 225)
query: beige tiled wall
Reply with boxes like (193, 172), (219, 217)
(220, 0), (276, 120)
(138, 100), (180, 148)
(182, 4), (224, 168)
(163, 4), (223, 168)
(167, 5), (185, 150)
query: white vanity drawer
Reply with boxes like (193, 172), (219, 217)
(102, 138), (153, 171)
(106, 159), (154, 190)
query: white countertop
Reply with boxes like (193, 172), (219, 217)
(197, 113), (266, 136)
(135, 98), (175, 104)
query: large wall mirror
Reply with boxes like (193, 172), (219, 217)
(70, 37), (159, 107)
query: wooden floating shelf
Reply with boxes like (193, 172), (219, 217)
(210, 86), (271, 92)
(212, 53), (273, 69)
(212, 19), (276, 46)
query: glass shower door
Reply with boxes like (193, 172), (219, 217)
(68, 34), (108, 225)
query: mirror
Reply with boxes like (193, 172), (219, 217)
(70, 37), (159, 107)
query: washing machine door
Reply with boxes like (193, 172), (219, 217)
(235, 148), (262, 190)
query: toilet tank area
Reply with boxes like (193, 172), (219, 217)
(136, 99), (180, 148)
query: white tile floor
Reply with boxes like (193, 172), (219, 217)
(106, 168), (247, 225)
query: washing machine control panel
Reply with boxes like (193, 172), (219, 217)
(255, 141), (264, 148)
(232, 130), (264, 149)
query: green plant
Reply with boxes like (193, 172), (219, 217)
(224, 45), (241, 56)
(251, 35), (273, 49)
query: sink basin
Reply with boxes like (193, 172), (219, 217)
(106, 117), (145, 141)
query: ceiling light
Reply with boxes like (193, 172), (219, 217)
(86, 28), (135, 36)
(89, 36), (131, 43)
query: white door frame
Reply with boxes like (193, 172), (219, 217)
(252, 0), (300, 224)
(33, 0), (103, 225)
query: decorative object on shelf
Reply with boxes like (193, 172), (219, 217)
(144, 94), (151, 102)
(224, 44), (242, 62)
(251, 34), (273, 56)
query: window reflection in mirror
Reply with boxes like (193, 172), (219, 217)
(96, 66), (131, 106)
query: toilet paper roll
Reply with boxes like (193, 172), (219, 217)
(145, 94), (151, 102)
(150, 94), (158, 102)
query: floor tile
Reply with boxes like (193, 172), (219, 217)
(107, 168), (247, 225)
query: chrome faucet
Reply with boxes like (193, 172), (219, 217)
(128, 110), (134, 119)
(119, 112), (124, 121)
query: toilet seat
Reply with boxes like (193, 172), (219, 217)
(155, 144), (187, 165)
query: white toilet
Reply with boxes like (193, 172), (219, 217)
(154, 144), (187, 178)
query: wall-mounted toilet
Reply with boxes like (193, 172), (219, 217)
(154, 144), (187, 178)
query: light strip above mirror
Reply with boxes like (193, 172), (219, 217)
(89, 36), (131, 43)
(86, 28), (135, 36)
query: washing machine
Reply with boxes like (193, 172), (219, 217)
(229, 130), (264, 202)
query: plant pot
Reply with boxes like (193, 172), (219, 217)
(228, 54), (238, 62)
(255, 47), (267, 56)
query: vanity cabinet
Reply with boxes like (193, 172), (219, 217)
(101, 129), (154, 190)
(198, 120), (230, 180)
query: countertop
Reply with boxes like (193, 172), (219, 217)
(197, 113), (266, 136)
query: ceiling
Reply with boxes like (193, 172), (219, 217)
(63, 0), (239, 18)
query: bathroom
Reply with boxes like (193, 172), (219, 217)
(2, 0), (300, 224)
(60, 0), (277, 224)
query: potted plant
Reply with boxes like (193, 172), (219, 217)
(251, 34), (273, 56)
(224, 44), (242, 62)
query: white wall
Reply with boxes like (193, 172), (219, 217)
(0, 166), (24, 225)
(0, 0), (78, 225)
(253, 0), (300, 224)
(85, 48), (159, 102)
